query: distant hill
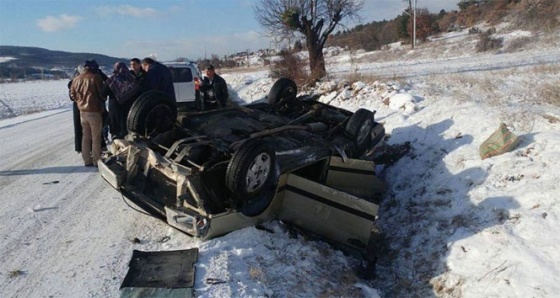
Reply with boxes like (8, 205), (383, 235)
(0, 46), (124, 68)
(0, 46), (126, 81)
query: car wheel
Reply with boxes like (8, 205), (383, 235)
(127, 91), (177, 137)
(225, 140), (277, 216)
(346, 109), (374, 156)
(268, 78), (297, 105)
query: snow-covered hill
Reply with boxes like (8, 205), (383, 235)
(1, 25), (560, 297)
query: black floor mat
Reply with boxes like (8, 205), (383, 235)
(121, 248), (198, 289)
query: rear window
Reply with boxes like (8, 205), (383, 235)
(169, 67), (193, 83)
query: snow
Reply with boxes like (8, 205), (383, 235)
(0, 80), (70, 119)
(222, 70), (272, 104)
(0, 56), (17, 63)
(2, 26), (560, 297)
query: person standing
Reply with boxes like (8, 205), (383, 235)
(86, 60), (110, 148)
(68, 65), (84, 153)
(70, 60), (106, 167)
(201, 64), (229, 108)
(102, 62), (142, 139)
(141, 57), (175, 100)
(130, 58), (146, 83)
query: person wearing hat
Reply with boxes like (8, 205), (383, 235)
(102, 62), (142, 139)
(70, 60), (106, 167)
(86, 59), (110, 147)
(201, 64), (229, 109)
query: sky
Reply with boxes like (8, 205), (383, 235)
(0, 0), (460, 61)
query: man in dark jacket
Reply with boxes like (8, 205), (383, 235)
(141, 57), (175, 100)
(130, 58), (146, 83)
(201, 64), (228, 108)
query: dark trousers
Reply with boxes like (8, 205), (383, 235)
(108, 97), (135, 139)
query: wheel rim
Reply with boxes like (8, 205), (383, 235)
(357, 118), (373, 145)
(245, 152), (271, 193)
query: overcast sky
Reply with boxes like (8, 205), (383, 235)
(0, 0), (460, 61)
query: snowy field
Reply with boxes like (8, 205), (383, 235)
(0, 80), (70, 119)
(1, 26), (560, 297)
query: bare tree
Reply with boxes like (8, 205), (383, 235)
(254, 0), (363, 81)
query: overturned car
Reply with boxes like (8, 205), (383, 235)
(99, 78), (385, 255)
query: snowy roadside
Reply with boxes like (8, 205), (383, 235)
(219, 55), (560, 296)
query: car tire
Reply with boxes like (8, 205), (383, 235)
(225, 140), (277, 216)
(268, 78), (297, 105)
(346, 109), (374, 156)
(127, 91), (177, 137)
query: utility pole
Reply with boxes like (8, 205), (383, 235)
(413, 0), (417, 49)
(246, 49), (250, 67)
(403, 0), (417, 49)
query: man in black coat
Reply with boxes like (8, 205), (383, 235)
(130, 57), (146, 83)
(141, 57), (175, 100)
(201, 64), (228, 108)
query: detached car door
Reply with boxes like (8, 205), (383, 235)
(276, 157), (383, 251)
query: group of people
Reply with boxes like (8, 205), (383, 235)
(69, 58), (229, 168)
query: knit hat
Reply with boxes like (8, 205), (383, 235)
(83, 60), (94, 69)
(84, 59), (100, 69)
(90, 59), (99, 69)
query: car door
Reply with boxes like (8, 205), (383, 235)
(168, 67), (194, 103)
(276, 156), (383, 251)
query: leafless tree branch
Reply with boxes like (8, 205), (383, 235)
(254, 0), (364, 80)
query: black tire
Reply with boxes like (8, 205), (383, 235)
(346, 109), (374, 156)
(225, 140), (277, 216)
(127, 91), (177, 137)
(268, 78), (297, 105)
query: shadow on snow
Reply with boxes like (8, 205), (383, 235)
(371, 119), (519, 297)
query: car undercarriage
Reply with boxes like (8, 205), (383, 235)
(99, 78), (386, 257)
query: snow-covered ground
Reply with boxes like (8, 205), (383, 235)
(0, 80), (70, 119)
(1, 25), (560, 297)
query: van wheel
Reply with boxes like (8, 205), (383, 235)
(346, 109), (374, 157)
(127, 91), (177, 137)
(225, 140), (277, 216)
(268, 78), (297, 105)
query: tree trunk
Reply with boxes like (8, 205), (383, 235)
(307, 41), (326, 82)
